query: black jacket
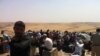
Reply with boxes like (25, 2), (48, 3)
(10, 35), (32, 56)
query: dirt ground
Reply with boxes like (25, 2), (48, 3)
(0, 22), (100, 36)
(0, 51), (91, 56)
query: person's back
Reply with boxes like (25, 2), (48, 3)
(44, 37), (53, 50)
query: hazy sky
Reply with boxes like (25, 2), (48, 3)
(0, 0), (100, 23)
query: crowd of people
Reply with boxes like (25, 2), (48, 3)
(0, 21), (100, 56)
(26, 29), (92, 56)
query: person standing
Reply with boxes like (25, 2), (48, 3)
(1, 30), (11, 53)
(39, 34), (53, 56)
(91, 28), (100, 56)
(10, 21), (34, 56)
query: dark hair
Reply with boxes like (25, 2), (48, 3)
(1, 30), (4, 34)
(96, 28), (100, 32)
(14, 21), (25, 28)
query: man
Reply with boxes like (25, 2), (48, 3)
(0, 33), (4, 53)
(91, 28), (100, 56)
(62, 31), (72, 53)
(39, 34), (53, 56)
(43, 34), (53, 51)
(1, 30), (11, 53)
(10, 21), (34, 56)
(73, 40), (84, 56)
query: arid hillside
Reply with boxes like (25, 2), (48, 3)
(0, 22), (100, 36)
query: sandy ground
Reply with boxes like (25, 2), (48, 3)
(1, 22), (100, 36)
(0, 49), (91, 56)
(0, 51), (91, 56)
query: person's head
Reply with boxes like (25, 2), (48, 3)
(1, 30), (4, 34)
(79, 40), (83, 44)
(64, 31), (68, 35)
(96, 28), (100, 33)
(41, 34), (47, 41)
(13, 21), (25, 37)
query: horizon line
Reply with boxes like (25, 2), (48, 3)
(0, 21), (100, 23)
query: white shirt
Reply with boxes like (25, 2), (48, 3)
(44, 38), (53, 50)
(37, 32), (41, 39)
(73, 41), (84, 56)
